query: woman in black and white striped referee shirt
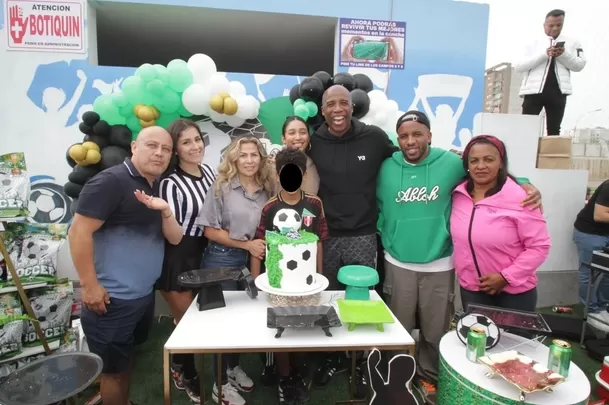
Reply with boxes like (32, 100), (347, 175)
(156, 118), (216, 402)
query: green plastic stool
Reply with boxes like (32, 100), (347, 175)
(337, 265), (379, 301)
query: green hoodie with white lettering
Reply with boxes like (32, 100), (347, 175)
(377, 147), (464, 264)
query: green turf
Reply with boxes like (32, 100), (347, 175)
(76, 305), (603, 404)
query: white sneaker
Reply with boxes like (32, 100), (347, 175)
(588, 311), (609, 332)
(228, 365), (255, 392)
(212, 383), (246, 405)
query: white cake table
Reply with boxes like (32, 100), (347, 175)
(437, 331), (590, 405)
(163, 290), (415, 405)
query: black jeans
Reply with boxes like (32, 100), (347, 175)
(460, 286), (538, 313)
(522, 93), (567, 136)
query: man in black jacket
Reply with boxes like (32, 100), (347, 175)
(309, 85), (397, 394)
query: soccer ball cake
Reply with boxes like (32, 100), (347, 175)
(265, 229), (318, 293)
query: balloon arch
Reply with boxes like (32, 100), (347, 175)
(64, 53), (403, 208)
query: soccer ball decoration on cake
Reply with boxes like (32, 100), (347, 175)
(273, 208), (302, 233)
(457, 313), (501, 349)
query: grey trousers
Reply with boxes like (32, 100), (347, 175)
(383, 260), (455, 384)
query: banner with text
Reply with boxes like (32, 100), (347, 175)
(5, 0), (85, 53)
(338, 18), (406, 70)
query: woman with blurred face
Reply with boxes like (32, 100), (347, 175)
(157, 118), (217, 403)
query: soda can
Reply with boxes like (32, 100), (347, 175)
(547, 339), (572, 377)
(552, 306), (573, 313)
(466, 326), (486, 363)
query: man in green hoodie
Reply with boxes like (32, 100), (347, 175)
(377, 111), (540, 404)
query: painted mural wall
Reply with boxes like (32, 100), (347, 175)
(0, 0), (490, 225)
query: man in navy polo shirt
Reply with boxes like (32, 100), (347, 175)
(69, 126), (184, 405)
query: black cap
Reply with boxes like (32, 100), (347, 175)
(396, 110), (431, 132)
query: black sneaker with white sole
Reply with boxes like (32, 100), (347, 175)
(349, 365), (368, 399)
(291, 373), (310, 404)
(313, 356), (340, 386)
(278, 377), (298, 405)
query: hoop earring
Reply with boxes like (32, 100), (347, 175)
(307, 143), (312, 151)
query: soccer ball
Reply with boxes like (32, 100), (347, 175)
(273, 208), (302, 232)
(23, 240), (49, 260)
(457, 313), (501, 349)
(28, 184), (70, 224)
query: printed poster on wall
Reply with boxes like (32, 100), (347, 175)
(338, 18), (406, 70)
(5, 0), (85, 53)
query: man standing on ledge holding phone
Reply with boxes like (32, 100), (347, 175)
(514, 9), (586, 136)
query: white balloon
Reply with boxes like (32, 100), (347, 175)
(234, 95), (251, 120)
(182, 84), (210, 115)
(225, 115), (246, 128)
(207, 74), (231, 96)
(368, 90), (387, 106)
(375, 110), (389, 126)
(229, 81), (247, 97)
(385, 100), (399, 115)
(187, 54), (217, 85)
(208, 110), (225, 123)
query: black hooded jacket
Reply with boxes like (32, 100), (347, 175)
(309, 119), (398, 237)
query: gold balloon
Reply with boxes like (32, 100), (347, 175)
(218, 92), (231, 100)
(151, 106), (160, 120)
(68, 145), (86, 162)
(140, 119), (156, 128)
(85, 149), (101, 165)
(209, 95), (225, 114)
(223, 97), (238, 116)
(81, 141), (100, 152)
(138, 107), (156, 122)
(75, 159), (88, 167)
(133, 104), (145, 116)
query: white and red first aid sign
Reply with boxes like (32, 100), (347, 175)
(5, 0), (84, 53)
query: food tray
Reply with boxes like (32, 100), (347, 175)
(467, 304), (552, 334)
(479, 350), (565, 401)
(337, 299), (394, 332)
(178, 268), (244, 288)
(267, 305), (341, 338)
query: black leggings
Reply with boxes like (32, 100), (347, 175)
(460, 286), (538, 313)
(522, 93), (567, 136)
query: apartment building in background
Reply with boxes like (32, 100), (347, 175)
(484, 62), (523, 115)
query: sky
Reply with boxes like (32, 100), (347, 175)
(470, 0), (609, 131)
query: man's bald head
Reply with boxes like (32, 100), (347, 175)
(131, 126), (173, 180)
(321, 85), (353, 137)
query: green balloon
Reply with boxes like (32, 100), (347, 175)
(154, 64), (170, 85)
(156, 112), (180, 129)
(126, 115), (142, 133)
(168, 66), (193, 93)
(167, 59), (188, 70)
(305, 101), (318, 117)
(131, 130), (140, 141)
(294, 104), (309, 120)
(387, 131), (399, 146)
(176, 103), (193, 117)
(146, 79), (166, 97)
(111, 92), (129, 108)
(155, 90), (181, 114)
(294, 98), (306, 108)
(105, 113), (127, 126)
(121, 76), (144, 100)
(119, 104), (134, 118)
(136, 63), (157, 82)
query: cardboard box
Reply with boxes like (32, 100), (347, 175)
(538, 136), (572, 156)
(536, 154), (572, 169)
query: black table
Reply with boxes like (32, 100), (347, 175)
(0, 352), (103, 405)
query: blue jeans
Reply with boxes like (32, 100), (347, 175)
(574, 229), (609, 313)
(201, 242), (248, 385)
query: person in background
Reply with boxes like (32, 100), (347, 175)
(451, 135), (551, 314)
(69, 126), (183, 405)
(156, 119), (217, 403)
(574, 180), (609, 332)
(260, 115), (319, 386)
(514, 9), (586, 136)
(308, 85), (397, 396)
(198, 136), (274, 405)
(377, 113), (541, 405)
(251, 148), (329, 405)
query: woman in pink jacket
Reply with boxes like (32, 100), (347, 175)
(451, 135), (551, 312)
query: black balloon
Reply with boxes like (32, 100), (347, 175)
(78, 122), (93, 135)
(68, 165), (100, 185)
(81, 111), (100, 126)
(65, 143), (79, 168)
(101, 146), (130, 170)
(350, 89), (370, 119)
(299, 77), (325, 102)
(331, 73), (356, 91)
(307, 114), (325, 131)
(83, 134), (109, 150)
(353, 73), (374, 93)
(93, 120), (111, 137)
(289, 85), (300, 104)
(109, 125), (132, 149)
(64, 182), (83, 199)
(312, 71), (332, 89)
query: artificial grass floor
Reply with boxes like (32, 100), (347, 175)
(77, 305), (604, 404)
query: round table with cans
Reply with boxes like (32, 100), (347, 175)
(436, 330), (590, 405)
